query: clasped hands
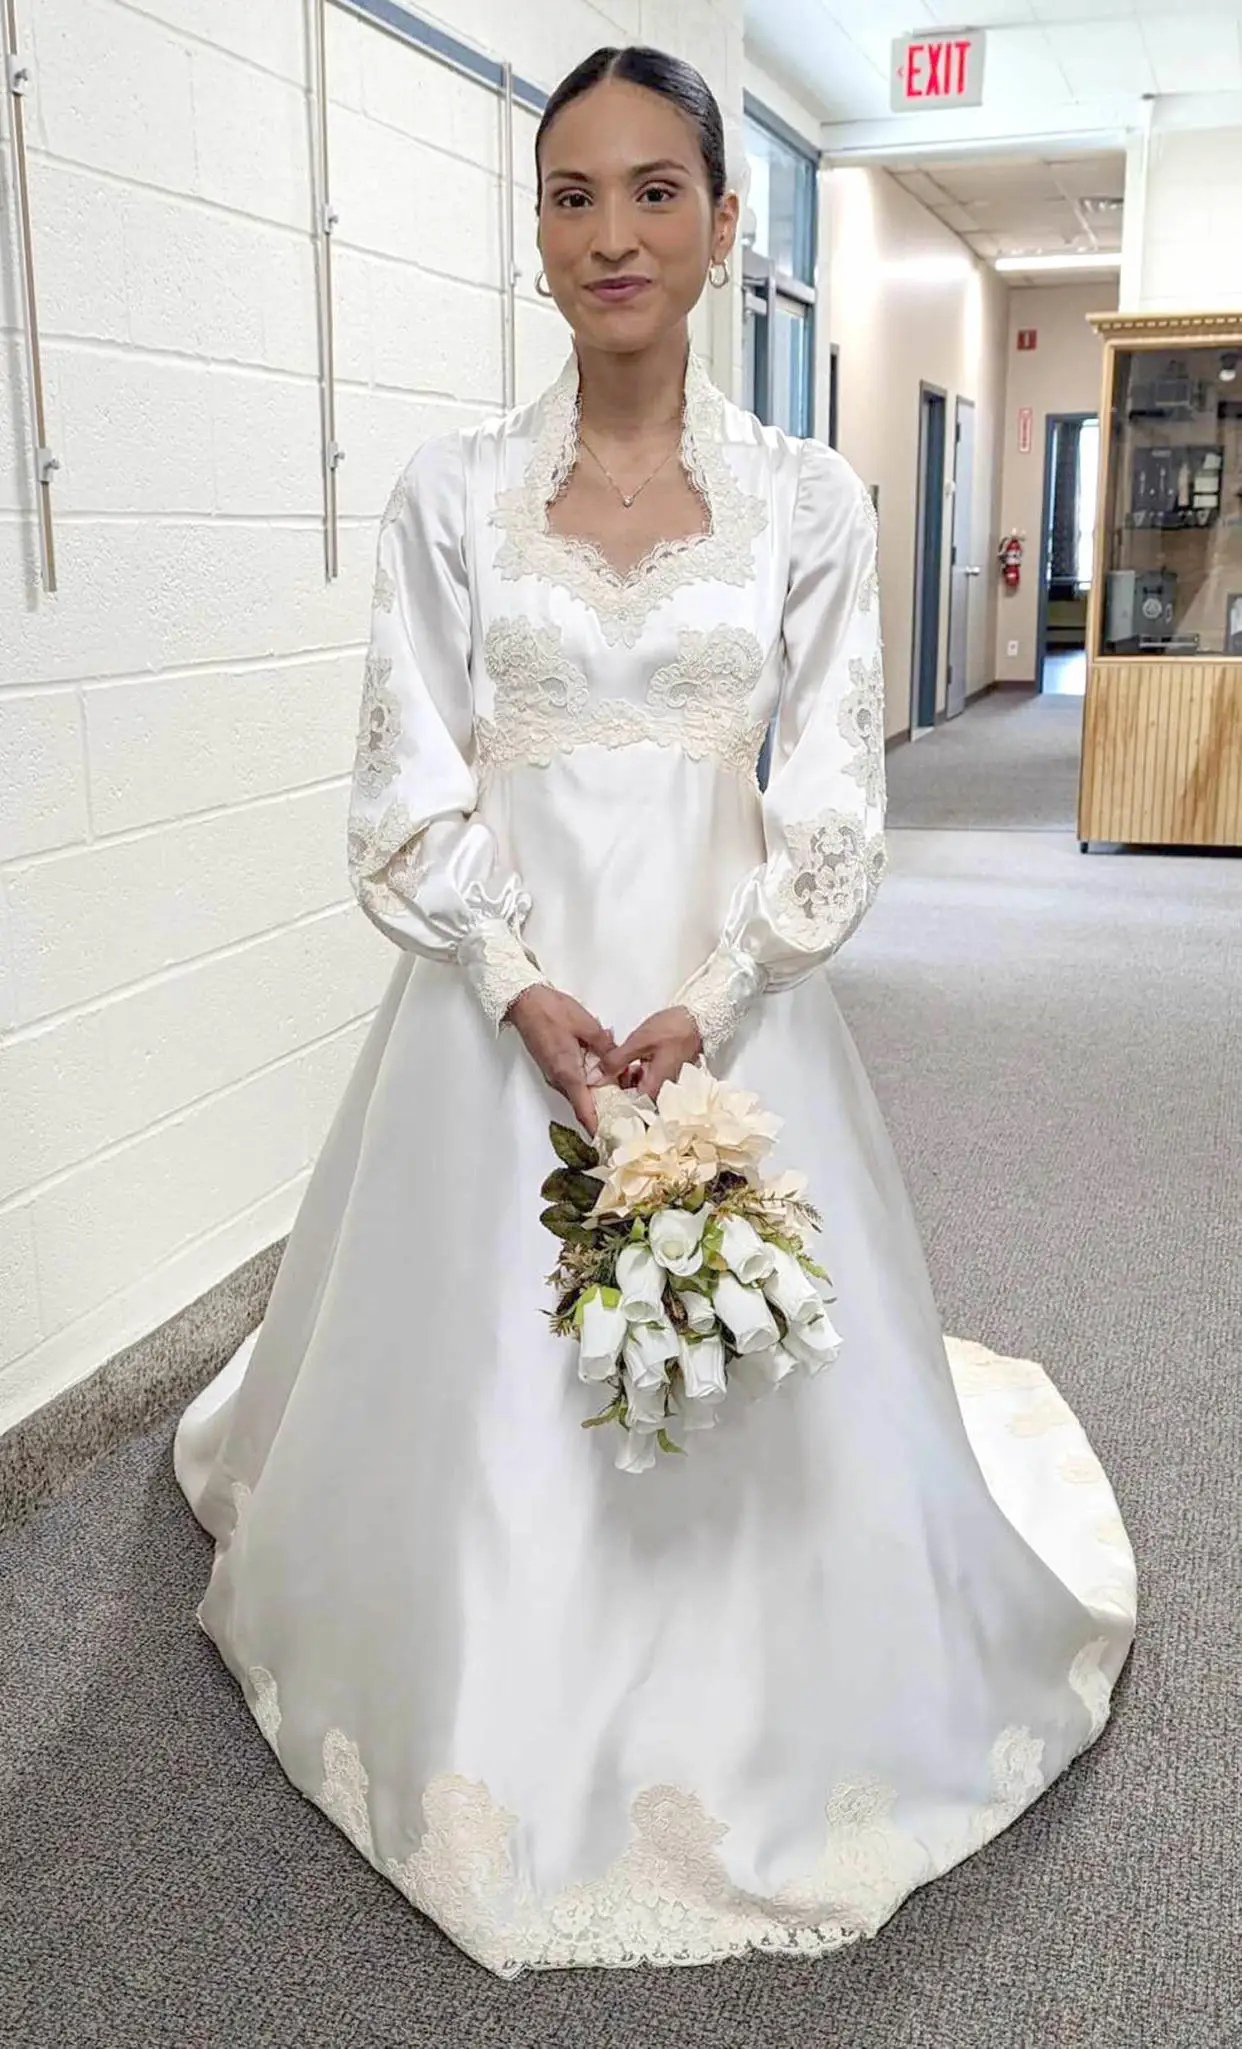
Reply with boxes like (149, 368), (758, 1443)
(506, 984), (701, 1135)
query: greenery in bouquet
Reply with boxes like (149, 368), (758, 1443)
(541, 1064), (840, 1474)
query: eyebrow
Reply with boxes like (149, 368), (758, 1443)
(542, 158), (690, 184)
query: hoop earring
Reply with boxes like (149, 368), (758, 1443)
(535, 269), (554, 299)
(709, 258), (731, 289)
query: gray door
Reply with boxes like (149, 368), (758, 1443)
(945, 397), (979, 720)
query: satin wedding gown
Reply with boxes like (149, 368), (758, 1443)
(176, 350), (1136, 1976)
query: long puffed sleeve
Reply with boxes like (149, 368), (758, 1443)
(674, 440), (886, 1058)
(346, 434), (548, 1026)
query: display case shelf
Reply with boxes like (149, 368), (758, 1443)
(1079, 311), (1242, 851)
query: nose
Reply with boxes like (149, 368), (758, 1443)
(591, 190), (640, 267)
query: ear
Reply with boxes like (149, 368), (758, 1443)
(713, 190), (740, 262)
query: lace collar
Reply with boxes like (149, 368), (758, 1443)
(492, 348), (766, 648)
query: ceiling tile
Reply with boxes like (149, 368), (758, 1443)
(921, 0), (1036, 21)
(1139, 14), (1242, 91)
(1032, 0), (1135, 20)
(1047, 20), (1156, 96)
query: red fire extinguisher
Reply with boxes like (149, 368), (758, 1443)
(998, 533), (1023, 590)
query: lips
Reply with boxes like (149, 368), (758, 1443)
(587, 277), (652, 303)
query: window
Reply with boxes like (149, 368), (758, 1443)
(742, 103), (818, 441)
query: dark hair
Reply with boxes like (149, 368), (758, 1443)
(535, 46), (727, 206)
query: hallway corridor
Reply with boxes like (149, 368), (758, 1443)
(886, 690), (1083, 834)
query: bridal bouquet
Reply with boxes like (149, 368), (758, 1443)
(541, 1064), (841, 1473)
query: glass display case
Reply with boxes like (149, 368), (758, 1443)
(1098, 341), (1242, 658)
(1079, 311), (1242, 852)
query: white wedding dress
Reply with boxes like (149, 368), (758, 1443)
(175, 351), (1136, 1977)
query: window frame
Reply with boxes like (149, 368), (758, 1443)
(741, 96), (820, 440)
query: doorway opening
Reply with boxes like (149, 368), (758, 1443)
(911, 383), (947, 732)
(945, 395), (980, 720)
(1037, 411), (1099, 695)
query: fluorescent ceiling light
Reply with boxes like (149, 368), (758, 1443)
(994, 252), (1122, 273)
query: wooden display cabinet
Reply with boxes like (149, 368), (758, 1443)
(1079, 310), (1242, 851)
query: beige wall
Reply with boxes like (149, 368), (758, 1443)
(993, 280), (1117, 683)
(823, 168), (1010, 736)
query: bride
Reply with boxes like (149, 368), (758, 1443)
(175, 44), (1135, 1975)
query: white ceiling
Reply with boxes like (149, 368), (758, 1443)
(889, 149), (1126, 268)
(746, 1), (1242, 128)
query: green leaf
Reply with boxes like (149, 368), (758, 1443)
(657, 1428), (686, 1457)
(541, 1167), (602, 1212)
(582, 1395), (624, 1430)
(541, 1204), (586, 1239)
(550, 1122), (600, 1171)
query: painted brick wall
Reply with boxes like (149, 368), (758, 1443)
(0, 0), (742, 1429)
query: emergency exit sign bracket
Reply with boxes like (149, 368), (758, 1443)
(891, 29), (986, 110)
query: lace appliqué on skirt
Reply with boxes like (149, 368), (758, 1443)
(239, 1665), (1115, 1979)
(477, 618), (767, 784)
(491, 352), (767, 648)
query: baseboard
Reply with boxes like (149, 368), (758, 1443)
(0, 1239), (284, 1534)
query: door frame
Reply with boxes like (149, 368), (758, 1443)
(1036, 409), (1097, 692)
(911, 381), (948, 733)
(945, 393), (976, 720)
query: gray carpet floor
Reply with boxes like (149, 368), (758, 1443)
(3, 741), (1240, 2044)
(887, 690), (1084, 832)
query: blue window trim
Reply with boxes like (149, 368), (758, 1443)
(332, 0), (548, 115)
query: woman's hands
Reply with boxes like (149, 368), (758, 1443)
(601, 1006), (702, 1102)
(507, 985), (615, 1135)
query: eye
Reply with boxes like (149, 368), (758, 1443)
(639, 182), (678, 205)
(553, 189), (590, 210)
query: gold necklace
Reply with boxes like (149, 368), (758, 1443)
(579, 432), (681, 509)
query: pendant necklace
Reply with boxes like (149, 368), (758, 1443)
(579, 433), (680, 509)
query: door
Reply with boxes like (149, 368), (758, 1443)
(945, 397), (979, 719)
(911, 385), (947, 732)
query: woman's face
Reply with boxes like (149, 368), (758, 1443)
(537, 78), (737, 356)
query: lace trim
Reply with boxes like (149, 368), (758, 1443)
(372, 561), (396, 614)
(774, 814), (887, 952)
(346, 798), (428, 929)
(353, 652), (402, 801)
(492, 351), (767, 648)
(839, 652), (887, 811)
(675, 947), (768, 1061)
(458, 920), (548, 1029)
(476, 618), (766, 784)
(241, 1663), (1112, 1978)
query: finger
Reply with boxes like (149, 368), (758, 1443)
(565, 1075), (598, 1134)
(600, 1024), (656, 1079)
(561, 1000), (615, 1060)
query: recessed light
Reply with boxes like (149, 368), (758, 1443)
(994, 252), (1123, 273)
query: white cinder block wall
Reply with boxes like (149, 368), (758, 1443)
(0, 0), (743, 1430)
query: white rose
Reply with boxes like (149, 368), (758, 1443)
(622, 1318), (679, 1388)
(622, 1371), (669, 1434)
(614, 1427), (658, 1474)
(671, 1384), (721, 1433)
(678, 1287), (718, 1335)
(677, 1331), (727, 1404)
(712, 1273), (780, 1354)
(718, 1215), (777, 1286)
(648, 1207), (707, 1277)
(615, 1243), (665, 1323)
(577, 1291), (628, 1383)
(783, 1308), (842, 1375)
(730, 1342), (798, 1400)
(762, 1247), (824, 1327)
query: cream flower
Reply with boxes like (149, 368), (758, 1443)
(653, 1064), (782, 1183)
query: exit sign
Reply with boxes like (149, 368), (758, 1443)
(891, 30), (986, 110)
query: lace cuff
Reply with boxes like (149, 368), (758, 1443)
(458, 920), (549, 1031)
(674, 946), (768, 1061)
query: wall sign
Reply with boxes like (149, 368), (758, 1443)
(1017, 328), (1038, 351)
(1017, 406), (1034, 454)
(891, 31), (986, 109)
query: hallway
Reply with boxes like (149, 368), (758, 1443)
(887, 689), (1084, 833)
(3, 813), (1235, 2048)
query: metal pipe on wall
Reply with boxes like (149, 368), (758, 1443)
(499, 60), (517, 409)
(311, 0), (343, 581)
(3, 0), (59, 592)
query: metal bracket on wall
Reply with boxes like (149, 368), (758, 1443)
(4, 1), (60, 591)
(310, 0), (343, 581)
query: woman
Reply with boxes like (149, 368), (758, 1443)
(176, 47), (1135, 1975)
